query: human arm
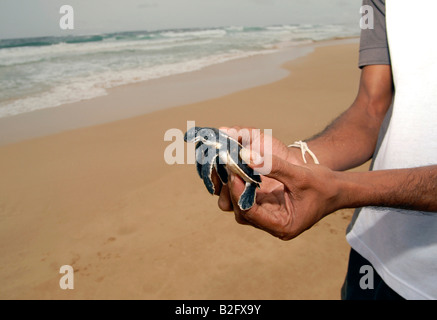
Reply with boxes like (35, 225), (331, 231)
(217, 64), (435, 238)
(217, 61), (394, 212)
(216, 0), (402, 236)
(217, 64), (394, 212)
(290, 0), (392, 170)
(290, 64), (394, 170)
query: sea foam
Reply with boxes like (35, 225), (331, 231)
(0, 24), (358, 118)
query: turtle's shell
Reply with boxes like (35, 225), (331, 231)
(185, 126), (262, 185)
(224, 133), (261, 185)
(185, 127), (261, 210)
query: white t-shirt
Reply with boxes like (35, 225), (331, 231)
(346, 0), (437, 299)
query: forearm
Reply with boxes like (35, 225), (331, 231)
(287, 65), (393, 171)
(334, 165), (437, 212)
(304, 102), (384, 171)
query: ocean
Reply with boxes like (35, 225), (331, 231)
(0, 24), (358, 118)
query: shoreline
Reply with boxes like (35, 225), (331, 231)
(0, 38), (358, 146)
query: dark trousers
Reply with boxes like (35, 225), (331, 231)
(341, 249), (405, 300)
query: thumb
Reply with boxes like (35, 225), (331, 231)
(247, 152), (300, 186)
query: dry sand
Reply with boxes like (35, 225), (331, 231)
(0, 41), (367, 299)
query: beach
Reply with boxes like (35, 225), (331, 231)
(0, 40), (367, 299)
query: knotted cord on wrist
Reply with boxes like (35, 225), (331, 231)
(288, 141), (320, 165)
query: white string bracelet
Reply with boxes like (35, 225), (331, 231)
(288, 141), (320, 164)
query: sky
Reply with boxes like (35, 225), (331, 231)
(0, 0), (362, 39)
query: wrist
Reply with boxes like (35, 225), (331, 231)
(286, 142), (320, 166)
(286, 147), (306, 165)
(333, 171), (372, 210)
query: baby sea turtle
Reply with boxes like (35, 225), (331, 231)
(184, 127), (261, 210)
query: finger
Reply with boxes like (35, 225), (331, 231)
(218, 126), (230, 131)
(220, 127), (270, 159)
(219, 126), (256, 146)
(234, 211), (252, 225)
(249, 152), (301, 186)
(240, 148), (263, 165)
(218, 184), (233, 211)
(227, 170), (286, 233)
(218, 126), (241, 141)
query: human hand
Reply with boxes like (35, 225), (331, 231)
(210, 126), (303, 211)
(228, 154), (340, 240)
(214, 127), (339, 240)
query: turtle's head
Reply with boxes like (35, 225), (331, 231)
(184, 127), (203, 143)
(184, 127), (222, 147)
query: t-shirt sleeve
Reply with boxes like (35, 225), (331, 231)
(358, 0), (390, 68)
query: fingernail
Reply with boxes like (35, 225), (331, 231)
(240, 148), (262, 165)
(240, 148), (251, 164)
(251, 151), (262, 165)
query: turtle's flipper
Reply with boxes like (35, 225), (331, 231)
(238, 182), (257, 211)
(201, 155), (217, 195)
(195, 142), (204, 179)
(196, 141), (218, 195)
(215, 157), (228, 184)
